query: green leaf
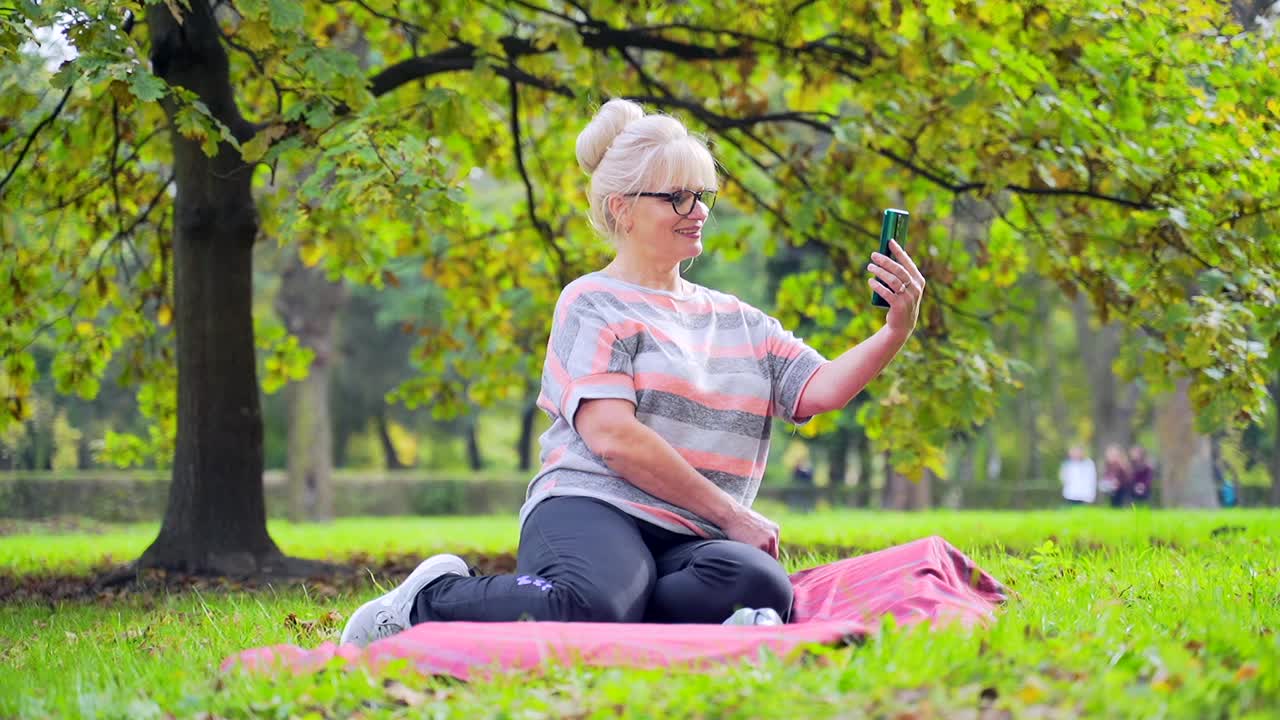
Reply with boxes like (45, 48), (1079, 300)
(127, 72), (167, 103)
(268, 0), (305, 31)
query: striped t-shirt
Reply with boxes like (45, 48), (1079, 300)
(517, 271), (828, 538)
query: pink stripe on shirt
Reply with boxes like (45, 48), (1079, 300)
(632, 372), (770, 416)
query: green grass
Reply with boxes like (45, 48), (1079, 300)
(0, 515), (522, 575)
(2, 509), (1279, 718)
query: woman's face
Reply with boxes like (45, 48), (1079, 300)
(616, 188), (711, 265)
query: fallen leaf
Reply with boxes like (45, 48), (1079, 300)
(1015, 682), (1045, 704)
(1235, 664), (1259, 682)
(384, 680), (431, 707)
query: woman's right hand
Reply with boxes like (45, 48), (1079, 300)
(721, 506), (781, 559)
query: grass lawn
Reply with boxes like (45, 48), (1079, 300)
(2, 509), (1278, 718)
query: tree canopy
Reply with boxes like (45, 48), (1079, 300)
(3, 0), (1278, 486)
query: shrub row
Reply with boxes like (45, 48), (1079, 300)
(1, 475), (1267, 522)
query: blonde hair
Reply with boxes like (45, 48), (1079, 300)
(575, 99), (718, 242)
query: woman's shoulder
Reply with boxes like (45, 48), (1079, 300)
(555, 272), (616, 308)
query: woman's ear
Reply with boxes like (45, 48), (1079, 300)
(607, 194), (632, 234)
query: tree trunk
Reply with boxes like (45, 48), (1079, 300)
(465, 412), (485, 471)
(376, 410), (406, 470)
(826, 425), (850, 487)
(285, 370), (334, 521)
(948, 436), (977, 509)
(883, 471), (906, 510)
(883, 467), (932, 510)
(1071, 296), (1138, 460)
(1154, 378), (1219, 508)
(276, 255), (345, 521)
(517, 397), (538, 472)
(137, 2), (322, 576)
(852, 429), (873, 508)
(76, 430), (95, 470)
(1018, 278), (1050, 507)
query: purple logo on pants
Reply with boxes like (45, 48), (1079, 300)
(516, 575), (554, 592)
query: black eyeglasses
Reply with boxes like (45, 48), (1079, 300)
(625, 189), (717, 216)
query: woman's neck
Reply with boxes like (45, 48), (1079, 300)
(603, 259), (688, 295)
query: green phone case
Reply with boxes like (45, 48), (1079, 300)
(872, 208), (910, 308)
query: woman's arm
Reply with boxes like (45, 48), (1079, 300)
(794, 239), (926, 417)
(574, 398), (781, 557)
(794, 326), (911, 417)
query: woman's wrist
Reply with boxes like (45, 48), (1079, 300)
(702, 493), (744, 528)
(881, 322), (913, 345)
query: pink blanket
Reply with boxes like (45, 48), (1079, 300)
(223, 536), (1004, 680)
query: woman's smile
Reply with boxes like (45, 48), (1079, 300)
(674, 224), (702, 240)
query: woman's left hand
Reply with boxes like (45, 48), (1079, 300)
(868, 239), (926, 339)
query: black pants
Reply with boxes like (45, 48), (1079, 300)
(411, 496), (793, 624)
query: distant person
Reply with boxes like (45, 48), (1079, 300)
(339, 98), (928, 646)
(1059, 445), (1097, 505)
(1219, 479), (1238, 507)
(787, 458), (817, 511)
(791, 460), (815, 486)
(1128, 446), (1153, 504)
(1101, 444), (1132, 508)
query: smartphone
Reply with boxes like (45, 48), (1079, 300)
(871, 208), (910, 308)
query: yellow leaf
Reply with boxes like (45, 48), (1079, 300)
(240, 124), (288, 163)
(157, 305), (172, 327)
(299, 244), (324, 267)
(1016, 683), (1046, 704)
(1267, 98), (1280, 118)
(237, 19), (274, 50)
(75, 322), (94, 337)
(108, 80), (134, 110)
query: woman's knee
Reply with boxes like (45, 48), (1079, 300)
(736, 557), (794, 614)
(693, 545), (793, 614)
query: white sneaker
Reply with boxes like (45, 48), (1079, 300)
(722, 607), (784, 626)
(339, 553), (469, 647)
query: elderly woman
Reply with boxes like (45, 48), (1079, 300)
(341, 99), (925, 646)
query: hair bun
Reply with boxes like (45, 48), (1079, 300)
(576, 99), (645, 174)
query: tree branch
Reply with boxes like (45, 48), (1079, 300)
(361, 13), (1154, 216)
(10, 174), (175, 358)
(508, 75), (569, 285)
(37, 127), (165, 213)
(368, 44), (573, 99)
(0, 85), (74, 199)
(323, 0), (430, 34)
(1219, 202), (1280, 226)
